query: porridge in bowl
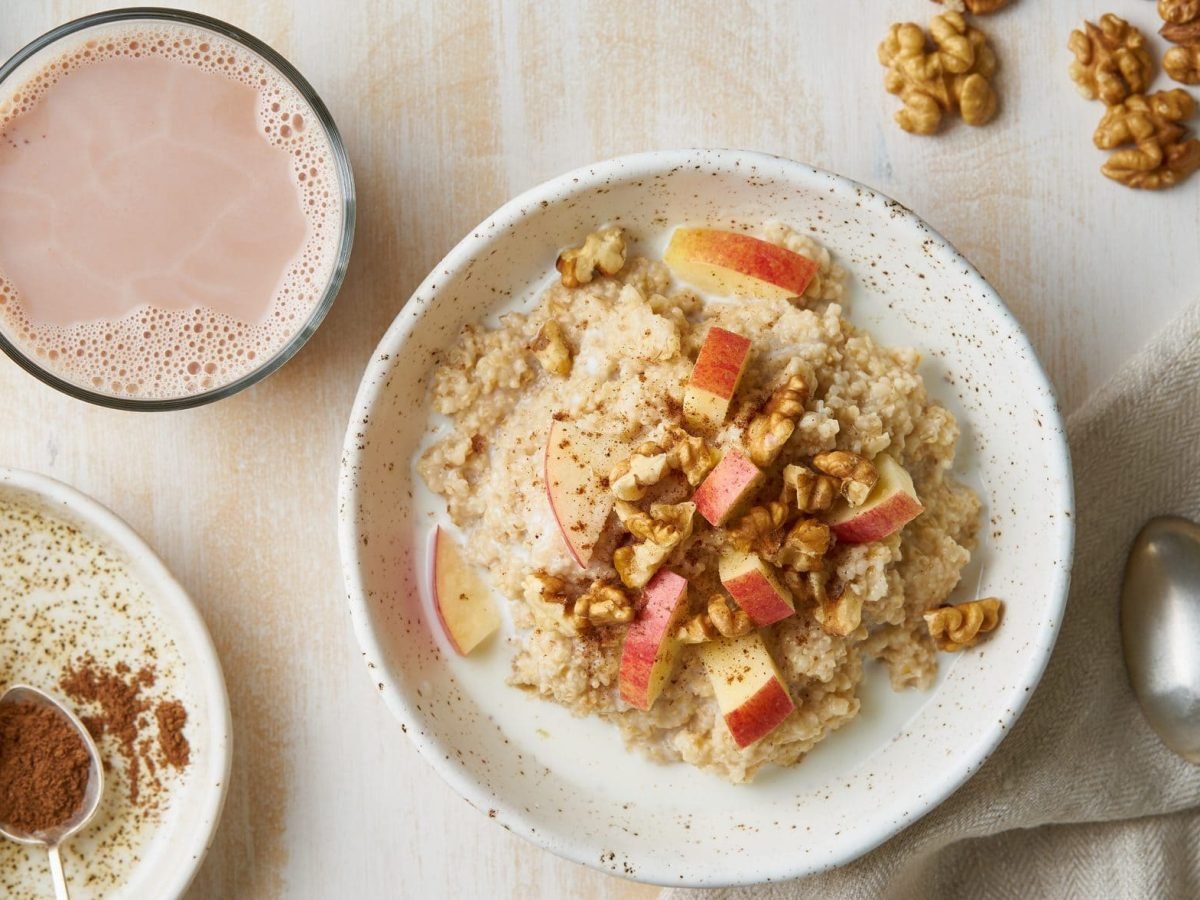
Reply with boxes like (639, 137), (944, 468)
(417, 223), (999, 783)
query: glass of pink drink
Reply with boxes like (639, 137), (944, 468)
(0, 9), (354, 409)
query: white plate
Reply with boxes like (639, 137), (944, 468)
(338, 149), (1074, 887)
(0, 468), (231, 899)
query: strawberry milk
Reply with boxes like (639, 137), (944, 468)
(0, 16), (348, 402)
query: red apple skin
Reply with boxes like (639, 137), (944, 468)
(720, 555), (795, 627)
(618, 569), (690, 710)
(665, 228), (820, 299)
(826, 455), (924, 544)
(692, 449), (764, 526)
(725, 678), (796, 748)
(689, 326), (751, 399)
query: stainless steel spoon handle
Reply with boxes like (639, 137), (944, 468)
(47, 845), (69, 900)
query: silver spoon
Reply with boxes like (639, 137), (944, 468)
(1121, 515), (1200, 763)
(0, 685), (105, 900)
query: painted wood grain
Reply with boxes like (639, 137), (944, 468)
(0, 0), (1196, 897)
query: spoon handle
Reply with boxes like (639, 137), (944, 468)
(47, 846), (70, 900)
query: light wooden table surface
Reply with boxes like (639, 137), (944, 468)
(2, 1), (1197, 897)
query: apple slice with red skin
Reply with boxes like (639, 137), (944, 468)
(719, 550), (795, 627)
(665, 227), (820, 302)
(683, 326), (752, 432)
(700, 631), (796, 748)
(826, 454), (924, 544)
(544, 417), (618, 567)
(618, 569), (690, 711)
(432, 526), (501, 655)
(692, 448), (764, 526)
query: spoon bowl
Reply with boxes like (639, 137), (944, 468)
(1121, 515), (1200, 764)
(0, 684), (105, 898)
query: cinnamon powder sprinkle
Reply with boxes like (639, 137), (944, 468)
(59, 658), (190, 806)
(0, 702), (90, 833)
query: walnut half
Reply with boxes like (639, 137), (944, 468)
(1164, 45), (1200, 85)
(1068, 15), (1154, 105)
(1095, 90), (1200, 190)
(529, 319), (573, 377)
(573, 580), (635, 627)
(613, 501), (696, 589)
(924, 597), (1003, 651)
(677, 594), (753, 644)
(556, 227), (627, 289)
(813, 451), (878, 507)
(934, 0), (1013, 13)
(745, 364), (813, 467)
(783, 464), (838, 514)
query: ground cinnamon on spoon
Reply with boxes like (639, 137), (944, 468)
(0, 701), (90, 833)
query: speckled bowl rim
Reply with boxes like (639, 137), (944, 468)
(338, 148), (1075, 886)
(0, 467), (232, 900)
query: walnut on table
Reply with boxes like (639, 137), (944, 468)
(612, 500), (696, 590)
(1067, 14), (1154, 105)
(745, 364), (813, 467)
(676, 594), (753, 644)
(878, 12), (998, 135)
(924, 597), (1003, 651)
(933, 0), (1013, 13)
(1094, 90), (1200, 189)
(1159, 0), (1200, 86)
(812, 450), (878, 507)
(556, 227), (627, 289)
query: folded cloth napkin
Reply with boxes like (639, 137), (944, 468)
(667, 302), (1200, 900)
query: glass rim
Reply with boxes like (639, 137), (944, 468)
(0, 6), (356, 411)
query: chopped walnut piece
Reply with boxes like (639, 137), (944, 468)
(879, 13), (998, 135)
(669, 427), (721, 486)
(677, 594), (753, 644)
(782, 569), (832, 608)
(746, 365), (813, 466)
(609, 442), (672, 501)
(529, 319), (573, 377)
(813, 451), (879, 507)
(608, 429), (719, 500)
(727, 502), (789, 556)
(556, 227), (627, 289)
(924, 597), (1003, 651)
(772, 518), (832, 573)
(783, 464), (839, 514)
(1160, 0), (1200, 26)
(613, 501), (696, 589)
(815, 587), (865, 637)
(573, 579), (635, 627)
(934, 0), (1012, 13)
(1164, 45), (1200, 85)
(1068, 15), (1154, 105)
(1095, 90), (1200, 190)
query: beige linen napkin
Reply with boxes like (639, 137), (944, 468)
(668, 302), (1200, 899)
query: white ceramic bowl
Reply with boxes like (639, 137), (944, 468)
(338, 149), (1073, 886)
(0, 468), (231, 899)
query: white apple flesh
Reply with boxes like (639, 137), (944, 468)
(683, 326), (752, 432)
(432, 526), (501, 655)
(544, 418), (618, 567)
(826, 454), (924, 544)
(700, 631), (795, 748)
(618, 569), (690, 711)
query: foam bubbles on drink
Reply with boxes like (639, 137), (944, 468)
(0, 23), (343, 400)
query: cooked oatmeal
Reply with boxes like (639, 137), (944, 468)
(417, 223), (981, 783)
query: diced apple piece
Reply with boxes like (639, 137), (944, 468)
(618, 569), (690, 710)
(718, 550), (795, 627)
(692, 449), (764, 526)
(826, 454), (924, 544)
(665, 227), (820, 302)
(432, 526), (501, 655)
(700, 631), (795, 748)
(683, 326), (752, 431)
(544, 418), (618, 567)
